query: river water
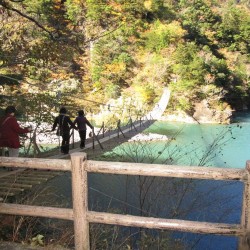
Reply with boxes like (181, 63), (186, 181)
(50, 111), (250, 249)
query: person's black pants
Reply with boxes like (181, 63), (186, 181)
(79, 130), (87, 148)
(61, 133), (70, 154)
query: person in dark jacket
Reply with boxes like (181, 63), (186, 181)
(52, 107), (76, 154)
(0, 106), (32, 157)
(73, 110), (93, 149)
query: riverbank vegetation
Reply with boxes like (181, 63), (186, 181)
(0, 0), (249, 124)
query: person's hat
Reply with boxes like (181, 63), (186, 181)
(5, 106), (16, 114)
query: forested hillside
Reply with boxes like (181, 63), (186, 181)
(0, 0), (249, 124)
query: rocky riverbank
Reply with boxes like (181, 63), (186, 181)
(160, 103), (233, 124)
(128, 133), (168, 142)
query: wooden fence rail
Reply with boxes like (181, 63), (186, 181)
(0, 153), (250, 250)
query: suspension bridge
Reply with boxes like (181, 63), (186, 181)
(51, 87), (171, 159)
(0, 88), (171, 201)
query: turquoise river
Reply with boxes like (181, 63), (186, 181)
(50, 111), (250, 249)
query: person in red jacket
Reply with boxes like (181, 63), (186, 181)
(0, 106), (32, 157)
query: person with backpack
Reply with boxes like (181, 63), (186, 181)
(0, 105), (32, 157)
(73, 110), (93, 149)
(52, 107), (77, 154)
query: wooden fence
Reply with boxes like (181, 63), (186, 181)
(0, 152), (250, 250)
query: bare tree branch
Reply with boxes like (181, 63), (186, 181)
(0, 0), (56, 40)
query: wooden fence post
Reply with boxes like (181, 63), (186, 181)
(239, 160), (250, 250)
(71, 152), (89, 250)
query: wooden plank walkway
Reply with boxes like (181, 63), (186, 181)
(47, 87), (170, 160)
(0, 168), (63, 201)
(48, 118), (155, 160)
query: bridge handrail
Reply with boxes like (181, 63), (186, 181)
(0, 154), (249, 250)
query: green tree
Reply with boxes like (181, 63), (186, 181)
(216, 5), (250, 53)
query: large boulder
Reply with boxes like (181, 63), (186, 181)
(193, 100), (232, 124)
